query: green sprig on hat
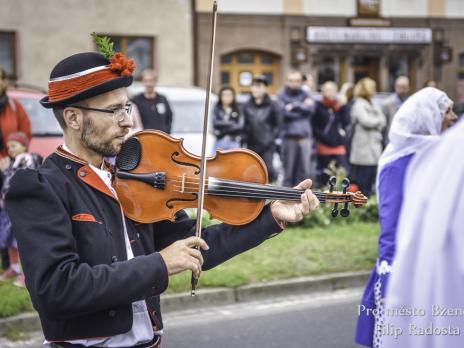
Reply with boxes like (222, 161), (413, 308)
(91, 32), (115, 60)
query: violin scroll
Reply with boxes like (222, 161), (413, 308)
(325, 176), (368, 217)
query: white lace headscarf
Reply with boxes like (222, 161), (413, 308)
(378, 87), (453, 176)
(383, 118), (464, 348)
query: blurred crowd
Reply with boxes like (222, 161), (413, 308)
(211, 72), (461, 196)
(0, 66), (40, 287)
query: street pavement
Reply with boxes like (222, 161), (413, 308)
(162, 288), (363, 348)
(1, 288), (364, 348)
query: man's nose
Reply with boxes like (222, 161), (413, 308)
(119, 113), (134, 128)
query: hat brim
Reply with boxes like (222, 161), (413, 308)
(40, 75), (133, 108)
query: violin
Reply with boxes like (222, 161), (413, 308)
(113, 130), (368, 225)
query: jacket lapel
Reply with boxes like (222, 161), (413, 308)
(77, 165), (117, 201)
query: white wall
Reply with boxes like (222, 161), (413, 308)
(446, 0), (464, 18)
(0, 0), (193, 88)
(204, 0), (283, 14)
(381, 0), (428, 17)
(303, 0), (356, 16)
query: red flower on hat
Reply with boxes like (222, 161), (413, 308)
(108, 52), (135, 76)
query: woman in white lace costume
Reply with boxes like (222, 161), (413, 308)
(354, 87), (457, 348)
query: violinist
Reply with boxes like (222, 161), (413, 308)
(5, 50), (319, 347)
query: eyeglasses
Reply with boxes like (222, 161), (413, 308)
(69, 103), (132, 123)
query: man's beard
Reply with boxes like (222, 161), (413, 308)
(81, 116), (120, 157)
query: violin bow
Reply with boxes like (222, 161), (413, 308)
(191, 0), (218, 296)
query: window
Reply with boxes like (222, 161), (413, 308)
(237, 52), (255, 64)
(219, 50), (281, 94)
(357, 0), (381, 17)
(221, 54), (232, 64)
(262, 72), (274, 85)
(261, 53), (274, 65)
(388, 56), (409, 91)
(96, 34), (155, 79)
(458, 53), (464, 80)
(459, 53), (464, 66)
(318, 57), (338, 86)
(0, 32), (16, 78)
(220, 71), (230, 85)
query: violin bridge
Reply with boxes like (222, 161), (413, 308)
(181, 173), (186, 193)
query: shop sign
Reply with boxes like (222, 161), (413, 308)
(307, 27), (432, 44)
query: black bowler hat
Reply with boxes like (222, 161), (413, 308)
(40, 52), (134, 108)
(252, 74), (269, 86)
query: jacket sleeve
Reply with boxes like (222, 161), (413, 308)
(153, 205), (283, 270)
(270, 102), (282, 136)
(6, 170), (169, 320)
(377, 163), (406, 297)
(338, 104), (351, 131)
(164, 97), (173, 134)
(311, 104), (325, 143)
(351, 100), (383, 130)
(212, 106), (234, 131)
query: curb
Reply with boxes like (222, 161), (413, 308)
(161, 270), (369, 312)
(0, 271), (369, 335)
(0, 312), (42, 336)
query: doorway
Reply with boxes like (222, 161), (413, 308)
(353, 56), (380, 86)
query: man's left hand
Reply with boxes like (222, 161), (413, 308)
(270, 179), (319, 224)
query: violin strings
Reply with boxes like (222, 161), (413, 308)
(125, 171), (350, 203)
(170, 185), (331, 203)
(169, 183), (328, 200)
(171, 188), (328, 203)
(165, 177), (305, 195)
(167, 175), (328, 198)
(173, 189), (320, 202)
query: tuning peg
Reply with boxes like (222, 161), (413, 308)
(340, 177), (350, 217)
(329, 176), (336, 192)
(340, 208), (350, 217)
(342, 178), (350, 191)
(332, 205), (339, 218)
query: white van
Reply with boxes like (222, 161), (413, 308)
(127, 83), (217, 156)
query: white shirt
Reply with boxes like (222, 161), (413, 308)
(45, 146), (155, 347)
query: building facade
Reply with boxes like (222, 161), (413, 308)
(195, 0), (464, 101)
(0, 0), (194, 89)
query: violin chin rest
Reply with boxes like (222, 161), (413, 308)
(117, 137), (141, 171)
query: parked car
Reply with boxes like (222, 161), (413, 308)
(127, 84), (217, 156)
(6, 84), (218, 160)
(7, 87), (63, 158)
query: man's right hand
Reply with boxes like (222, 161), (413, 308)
(159, 236), (209, 279)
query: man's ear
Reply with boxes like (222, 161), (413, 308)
(63, 107), (82, 130)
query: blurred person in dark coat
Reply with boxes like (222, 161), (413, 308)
(131, 69), (173, 133)
(277, 71), (315, 187)
(213, 86), (244, 150)
(312, 81), (350, 187)
(381, 76), (410, 144)
(243, 75), (281, 182)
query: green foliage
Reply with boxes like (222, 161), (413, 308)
(296, 195), (378, 229)
(185, 209), (220, 227)
(0, 281), (33, 318)
(166, 221), (379, 293)
(91, 32), (114, 59)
